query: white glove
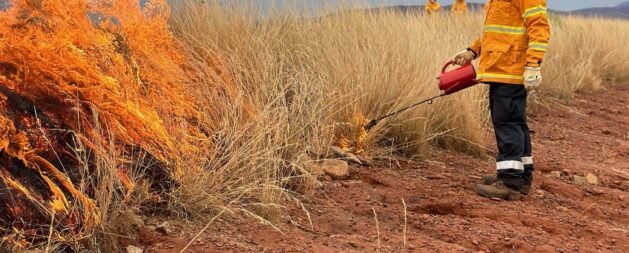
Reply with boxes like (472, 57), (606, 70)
(453, 50), (475, 66)
(524, 66), (542, 91)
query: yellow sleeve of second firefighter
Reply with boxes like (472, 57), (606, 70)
(519, 0), (551, 66)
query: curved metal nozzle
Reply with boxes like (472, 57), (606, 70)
(365, 119), (379, 131)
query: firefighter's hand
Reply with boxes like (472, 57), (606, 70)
(453, 50), (475, 66)
(524, 66), (542, 91)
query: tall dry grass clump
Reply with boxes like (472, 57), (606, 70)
(168, 0), (629, 226)
(170, 1), (489, 158)
(543, 16), (629, 98)
(167, 1), (491, 223)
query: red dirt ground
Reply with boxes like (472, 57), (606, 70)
(140, 85), (629, 253)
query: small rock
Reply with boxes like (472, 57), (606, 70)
(572, 175), (587, 186)
(472, 239), (479, 245)
(344, 153), (363, 165)
(296, 153), (324, 178)
(601, 129), (612, 135)
(321, 160), (350, 180)
(126, 245), (143, 253)
(586, 187), (604, 195)
(329, 146), (349, 157)
(156, 221), (173, 235)
(356, 155), (373, 166)
(549, 171), (561, 178)
(348, 241), (359, 248)
(585, 173), (599, 185)
(329, 146), (362, 165)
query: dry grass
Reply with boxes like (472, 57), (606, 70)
(166, 1), (490, 226)
(543, 16), (629, 98)
(165, 0), (629, 225)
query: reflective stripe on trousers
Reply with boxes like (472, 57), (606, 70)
(497, 160), (524, 171)
(522, 156), (533, 166)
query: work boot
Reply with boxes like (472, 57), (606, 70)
(481, 174), (497, 185)
(475, 181), (522, 201)
(522, 169), (534, 195)
(479, 174), (531, 195)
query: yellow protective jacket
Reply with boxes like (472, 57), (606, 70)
(425, 2), (441, 14)
(468, 0), (551, 85)
(452, 0), (468, 14)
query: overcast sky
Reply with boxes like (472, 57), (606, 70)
(257, 0), (628, 12)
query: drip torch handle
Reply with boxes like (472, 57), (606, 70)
(441, 60), (455, 74)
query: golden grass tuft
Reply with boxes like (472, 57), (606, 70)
(543, 16), (629, 98)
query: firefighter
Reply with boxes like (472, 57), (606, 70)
(425, 0), (441, 15)
(451, 0), (468, 15)
(452, 0), (550, 200)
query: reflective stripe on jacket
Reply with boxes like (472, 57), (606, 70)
(425, 2), (441, 14)
(468, 0), (551, 85)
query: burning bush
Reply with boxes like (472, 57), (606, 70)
(0, 0), (239, 246)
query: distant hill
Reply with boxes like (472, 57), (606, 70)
(571, 1), (629, 18)
(369, 1), (629, 19)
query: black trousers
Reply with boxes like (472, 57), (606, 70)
(489, 83), (534, 189)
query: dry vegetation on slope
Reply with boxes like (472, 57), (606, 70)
(1, 0), (629, 251)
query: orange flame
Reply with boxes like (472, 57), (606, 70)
(335, 111), (369, 154)
(0, 0), (242, 245)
